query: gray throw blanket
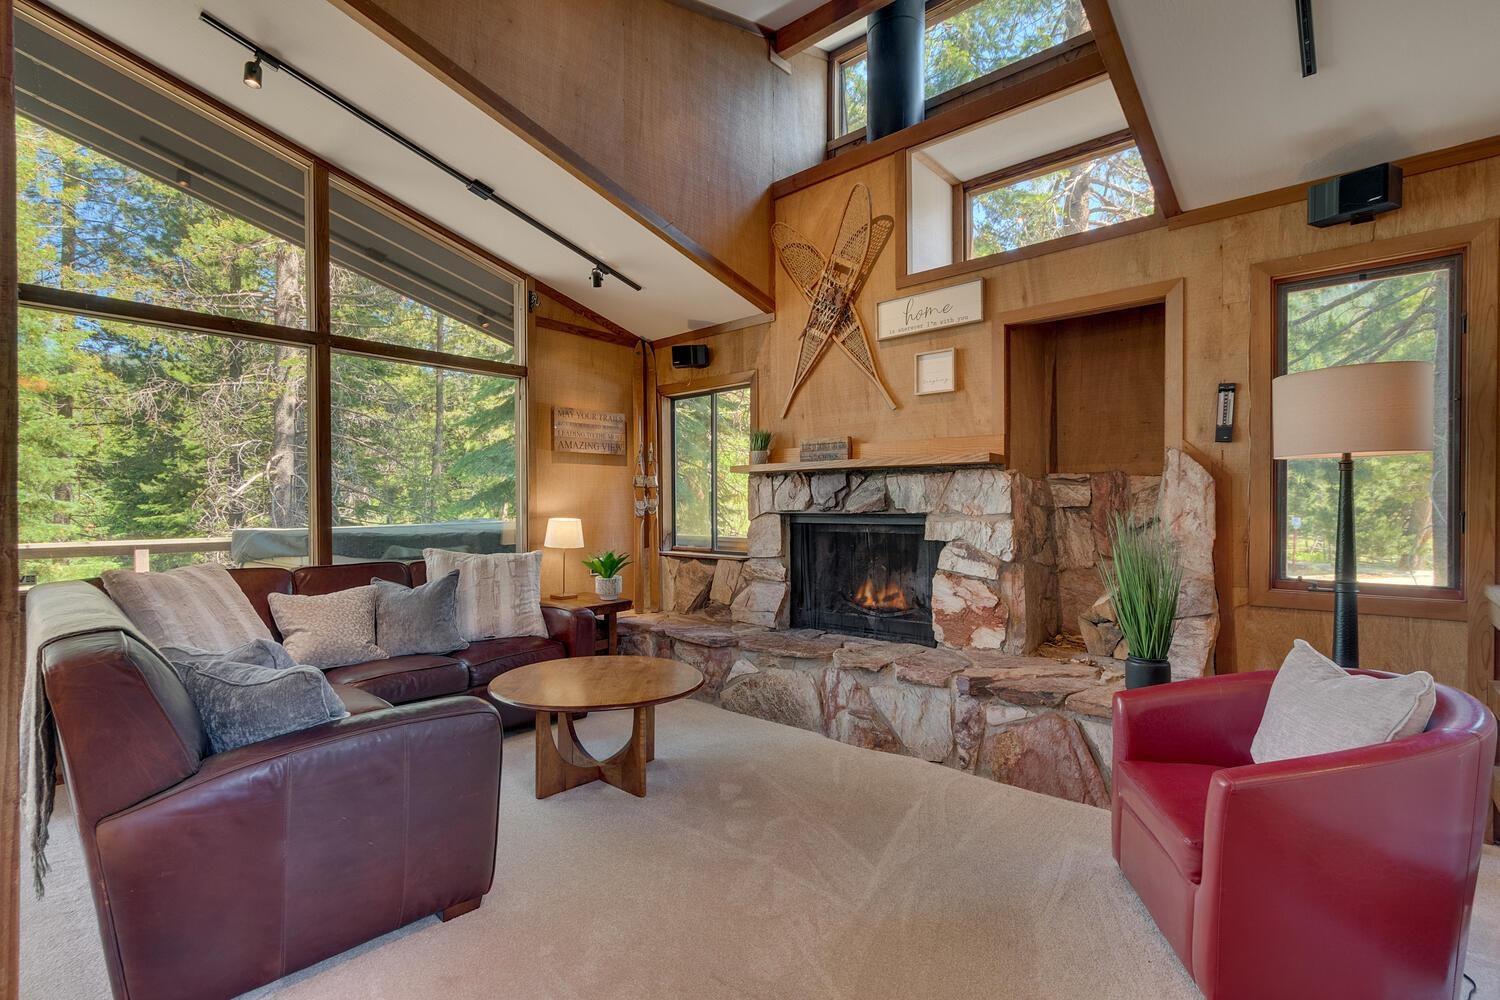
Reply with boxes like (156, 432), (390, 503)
(20, 581), (158, 897)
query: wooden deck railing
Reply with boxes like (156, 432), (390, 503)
(18, 537), (232, 573)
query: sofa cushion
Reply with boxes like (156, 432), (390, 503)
(102, 563), (273, 654)
(169, 656), (348, 755)
(452, 636), (567, 688)
(324, 654), (468, 704)
(226, 567), (293, 636)
(268, 586), (385, 669)
(292, 561), (409, 596)
(1251, 639), (1437, 764)
(423, 548), (548, 642)
(330, 683), (392, 716)
(1115, 760), (1221, 883)
(372, 572), (468, 657)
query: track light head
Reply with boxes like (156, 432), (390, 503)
(243, 56), (263, 89)
(590, 266), (605, 289)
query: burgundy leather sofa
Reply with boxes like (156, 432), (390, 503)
(1112, 670), (1496, 1000)
(31, 561), (595, 1000)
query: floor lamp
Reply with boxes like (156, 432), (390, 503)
(1272, 360), (1434, 669)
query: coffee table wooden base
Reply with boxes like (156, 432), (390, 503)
(535, 705), (656, 799)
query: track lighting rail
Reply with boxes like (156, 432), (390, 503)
(199, 10), (643, 292)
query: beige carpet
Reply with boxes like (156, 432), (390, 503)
(19, 700), (1500, 999)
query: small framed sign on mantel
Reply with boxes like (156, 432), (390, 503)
(876, 278), (983, 341)
(914, 348), (956, 396)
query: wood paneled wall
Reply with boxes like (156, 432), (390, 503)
(527, 294), (641, 599)
(335, 0), (827, 301)
(657, 150), (1500, 697)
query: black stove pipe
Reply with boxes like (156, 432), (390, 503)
(866, 0), (925, 141)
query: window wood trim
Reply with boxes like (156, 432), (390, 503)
(658, 373), (757, 556)
(1247, 223), (1498, 637)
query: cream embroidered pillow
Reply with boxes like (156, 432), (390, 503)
(102, 562), (272, 653)
(267, 586), (385, 669)
(422, 549), (548, 642)
(1250, 639), (1436, 764)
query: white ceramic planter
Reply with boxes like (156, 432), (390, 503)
(594, 574), (624, 600)
(750, 449), (770, 465)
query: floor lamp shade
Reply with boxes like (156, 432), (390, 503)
(543, 517), (584, 599)
(1272, 360), (1434, 460)
(1271, 360), (1434, 669)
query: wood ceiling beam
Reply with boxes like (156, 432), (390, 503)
(1079, 0), (1181, 217)
(774, 0), (895, 58)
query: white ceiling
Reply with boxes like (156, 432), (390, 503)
(701, 0), (828, 29)
(42, 0), (766, 340)
(1113, 0), (1500, 210)
(921, 79), (1126, 182)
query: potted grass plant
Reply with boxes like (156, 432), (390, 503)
(1099, 512), (1182, 688)
(582, 550), (631, 600)
(749, 428), (773, 465)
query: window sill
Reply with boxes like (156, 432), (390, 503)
(1250, 584), (1469, 623)
(659, 549), (749, 562)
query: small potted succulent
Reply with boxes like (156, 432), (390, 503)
(582, 550), (631, 600)
(749, 428), (773, 465)
(1099, 512), (1182, 689)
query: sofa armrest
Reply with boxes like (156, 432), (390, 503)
(542, 604), (596, 658)
(91, 698), (502, 1000)
(1113, 672), (1273, 769)
(1192, 724), (1495, 999)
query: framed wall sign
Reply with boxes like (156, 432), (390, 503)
(877, 278), (983, 341)
(914, 348), (956, 396)
(553, 407), (626, 454)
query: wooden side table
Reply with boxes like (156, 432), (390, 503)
(543, 595), (633, 654)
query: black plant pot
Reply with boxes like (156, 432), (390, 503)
(1125, 656), (1171, 689)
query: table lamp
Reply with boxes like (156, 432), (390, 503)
(543, 517), (585, 599)
(1272, 360), (1434, 668)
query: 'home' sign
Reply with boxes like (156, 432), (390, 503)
(876, 278), (984, 341)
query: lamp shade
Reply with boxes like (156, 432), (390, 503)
(1272, 360), (1434, 460)
(543, 517), (584, 549)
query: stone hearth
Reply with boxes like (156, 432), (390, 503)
(619, 615), (1122, 803)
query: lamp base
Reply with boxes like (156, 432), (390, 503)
(550, 592), (579, 601)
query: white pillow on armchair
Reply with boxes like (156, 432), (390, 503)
(422, 548), (549, 642)
(1250, 639), (1436, 764)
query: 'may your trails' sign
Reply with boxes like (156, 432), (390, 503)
(553, 407), (626, 455)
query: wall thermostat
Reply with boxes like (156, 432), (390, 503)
(1215, 383), (1237, 443)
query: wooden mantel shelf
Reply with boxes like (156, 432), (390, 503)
(731, 452), (1005, 474)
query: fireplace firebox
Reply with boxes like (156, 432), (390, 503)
(789, 514), (942, 644)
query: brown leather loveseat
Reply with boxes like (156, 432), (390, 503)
(30, 560), (594, 1000)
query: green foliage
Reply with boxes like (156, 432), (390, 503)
(582, 550), (631, 580)
(1280, 263), (1454, 586)
(1100, 514), (1182, 662)
(15, 112), (518, 584)
(749, 428), (773, 451)
(671, 388), (750, 550)
(970, 146), (1153, 256)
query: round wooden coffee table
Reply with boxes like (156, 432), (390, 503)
(488, 656), (704, 799)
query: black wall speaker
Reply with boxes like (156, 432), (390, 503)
(1308, 163), (1403, 227)
(671, 344), (710, 368)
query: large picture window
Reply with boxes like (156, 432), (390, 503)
(1274, 255), (1463, 596)
(14, 8), (527, 584)
(670, 386), (750, 553)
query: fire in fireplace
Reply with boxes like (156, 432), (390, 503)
(789, 514), (941, 644)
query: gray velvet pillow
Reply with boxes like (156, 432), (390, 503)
(372, 572), (469, 657)
(160, 637), (297, 671)
(167, 656), (349, 754)
(267, 586), (385, 668)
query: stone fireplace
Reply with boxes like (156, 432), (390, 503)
(637, 448), (1218, 807)
(788, 514), (940, 645)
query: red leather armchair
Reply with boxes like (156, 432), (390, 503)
(1112, 670), (1495, 1000)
